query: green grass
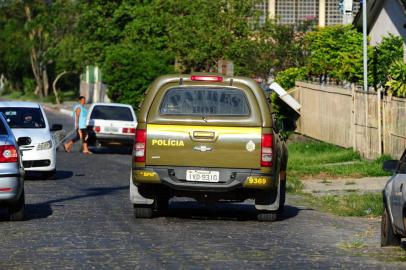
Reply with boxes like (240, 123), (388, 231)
(286, 176), (304, 193)
(304, 192), (384, 217)
(288, 141), (391, 179)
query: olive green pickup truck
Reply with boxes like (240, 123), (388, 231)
(130, 74), (289, 221)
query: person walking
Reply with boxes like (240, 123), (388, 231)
(64, 96), (92, 154)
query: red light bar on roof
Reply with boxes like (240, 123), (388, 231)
(190, 75), (223, 82)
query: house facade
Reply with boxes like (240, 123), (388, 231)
(354, 0), (406, 46)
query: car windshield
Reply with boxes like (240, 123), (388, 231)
(0, 107), (46, 129)
(160, 87), (250, 116)
(90, 105), (134, 121)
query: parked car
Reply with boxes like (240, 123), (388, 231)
(381, 149), (406, 246)
(0, 102), (63, 179)
(130, 74), (291, 221)
(0, 112), (30, 221)
(87, 103), (137, 148)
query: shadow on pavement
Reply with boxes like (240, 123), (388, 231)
(0, 185), (128, 221)
(89, 146), (132, 155)
(166, 201), (303, 221)
(24, 170), (74, 181)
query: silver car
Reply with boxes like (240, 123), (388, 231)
(382, 149), (406, 246)
(0, 113), (29, 221)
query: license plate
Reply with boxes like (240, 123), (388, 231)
(186, 170), (220, 182)
(104, 127), (118, 132)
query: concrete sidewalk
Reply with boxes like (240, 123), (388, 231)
(302, 176), (389, 195)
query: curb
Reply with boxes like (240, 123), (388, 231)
(42, 103), (73, 116)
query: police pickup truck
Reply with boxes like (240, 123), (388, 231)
(130, 74), (292, 221)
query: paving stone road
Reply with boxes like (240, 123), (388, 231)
(0, 109), (404, 269)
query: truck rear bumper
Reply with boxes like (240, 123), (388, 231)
(132, 166), (275, 192)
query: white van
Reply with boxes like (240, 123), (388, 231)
(86, 103), (137, 148)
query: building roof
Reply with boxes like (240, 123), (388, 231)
(353, 0), (406, 32)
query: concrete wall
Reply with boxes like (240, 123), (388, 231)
(370, 0), (406, 45)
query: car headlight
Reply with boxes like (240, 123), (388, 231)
(37, 140), (52, 150)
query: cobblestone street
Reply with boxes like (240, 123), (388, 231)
(0, 110), (404, 269)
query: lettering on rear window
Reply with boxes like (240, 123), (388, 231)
(159, 87), (250, 116)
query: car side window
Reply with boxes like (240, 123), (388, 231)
(397, 149), (406, 174)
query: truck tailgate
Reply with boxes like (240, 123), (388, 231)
(146, 124), (261, 169)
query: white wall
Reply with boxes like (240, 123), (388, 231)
(370, 0), (406, 45)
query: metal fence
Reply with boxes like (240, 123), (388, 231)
(293, 81), (406, 159)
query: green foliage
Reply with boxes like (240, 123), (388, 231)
(275, 67), (307, 89)
(286, 176), (304, 193)
(373, 34), (403, 87)
(305, 25), (364, 83)
(23, 78), (35, 95)
(102, 44), (174, 107)
(386, 60), (406, 97)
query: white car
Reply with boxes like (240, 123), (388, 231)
(87, 103), (137, 148)
(0, 102), (62, 179)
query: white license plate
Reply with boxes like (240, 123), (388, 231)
(104, 127), (119, 132)
(186, 170), (220, 182)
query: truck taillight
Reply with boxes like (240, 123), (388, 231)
(134, 129), (146, 162)
(0, 145), (18, 163)
(190, 75), (223, 82)
(261, 134), (273, 167)
(94, 126), (101, 133)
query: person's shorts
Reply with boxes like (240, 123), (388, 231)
(72, 128), (88, 143)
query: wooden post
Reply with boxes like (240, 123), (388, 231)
(351, 84), (356, 150)
(378, 87), (382, 155)
(365, 90), (369, 158)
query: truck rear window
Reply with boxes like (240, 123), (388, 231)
(90, 106), (134, 121)
(160, 87), (250, 116)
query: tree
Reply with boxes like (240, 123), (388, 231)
(372, 34), (403, 88)
(305, 25), (364, 83)
(102, 44), (174, 107)
(0, 0), (80, 99)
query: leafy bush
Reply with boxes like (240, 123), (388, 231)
(275, 67), (307, 89)
(23, 78), (36, 95)
(305, 25), (364, 83)
(373, 34), (403, 87)
(386, 60), (406, 97)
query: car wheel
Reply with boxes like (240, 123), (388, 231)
(43, 170), (56, 180)
(381, 207), (401, 246)
(9, 190), (25, 221)
(134, 204), (153, 218)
